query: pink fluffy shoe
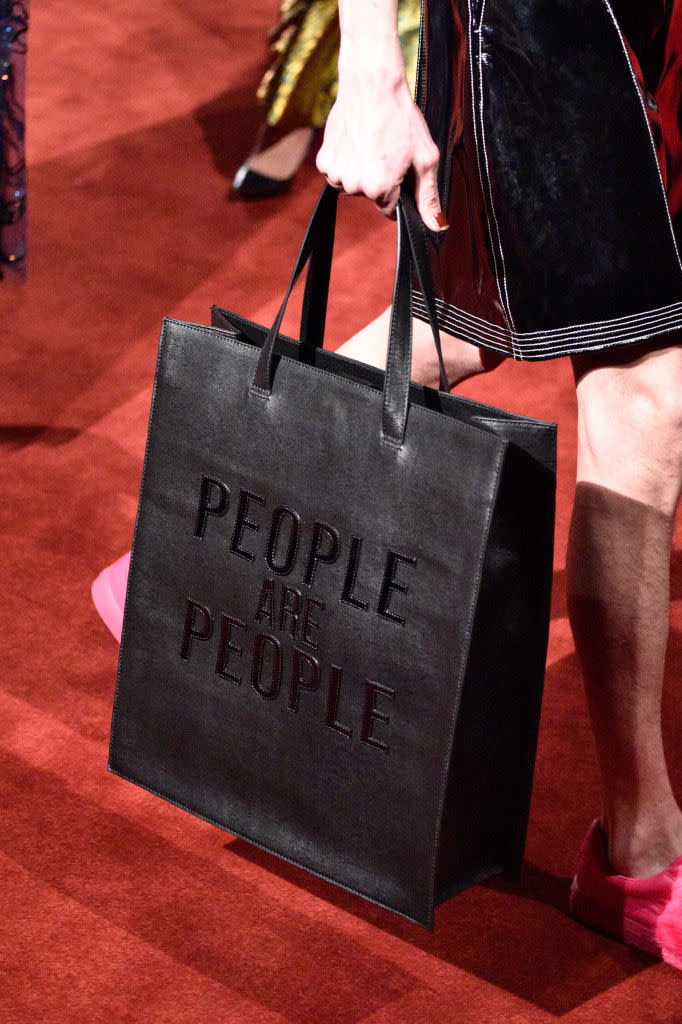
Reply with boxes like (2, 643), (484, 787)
(570, 819), (682, 968)
(91, 551), (130, 643)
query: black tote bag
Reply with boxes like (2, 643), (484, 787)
(109, 187), (556, 929)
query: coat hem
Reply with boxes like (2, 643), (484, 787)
(412, 291), (682, 360)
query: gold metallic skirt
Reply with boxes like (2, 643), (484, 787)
(258, 0), (421, 131)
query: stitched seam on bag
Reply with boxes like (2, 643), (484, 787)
(473, 416), (553, 435)
(384, 210), (410, 450)
(472, 416), (558, 471)
(380, 434), (404, 450)
(107, 764), (429, 928)
(164, 319), (501, 443)
(601, 0), (682, 277)
(180, 317), (533, 439)
(280, 348), (505, 438)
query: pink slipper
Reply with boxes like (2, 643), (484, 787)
(570, 819), (682, 968)
(91, 551), (130, 642)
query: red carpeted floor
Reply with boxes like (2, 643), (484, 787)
(2, 2), (682, 1020)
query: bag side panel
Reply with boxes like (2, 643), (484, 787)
(436, 434), (556, 899)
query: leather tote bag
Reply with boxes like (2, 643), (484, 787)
(109, 186), (556, 929)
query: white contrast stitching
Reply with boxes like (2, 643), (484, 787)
(411, 292), (682, 358)
(413, 292), (682, 339)
(446, 2), (682, 361)
(467, 0), (516, 340)
(474, 0), (517, 347)
(602, 0), (682, 277)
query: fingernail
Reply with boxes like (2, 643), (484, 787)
(431, 212), (449, 231)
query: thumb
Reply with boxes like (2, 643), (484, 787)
(415, 163), (448, 232)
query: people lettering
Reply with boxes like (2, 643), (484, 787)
(178, 474), (420, 753)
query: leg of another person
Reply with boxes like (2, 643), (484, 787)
(568, 339), (682, 878)
(337, 306), (505, 388)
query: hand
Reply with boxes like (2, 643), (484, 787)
(316, 45), (448, 230)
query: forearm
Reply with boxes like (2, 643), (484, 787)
(338, 0), (399, 40)
(337, 0), (405, 89)
(318, 0), (444, 228)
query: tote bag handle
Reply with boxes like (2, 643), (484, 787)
(251, 183), (448, 447)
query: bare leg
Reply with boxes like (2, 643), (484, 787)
(337, 305), (505, 389)
(247, 126), (314, 181)
(568, 341), (682, 877)
(340, 312), (682, 880)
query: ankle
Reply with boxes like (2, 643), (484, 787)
(604, 806), (682, 877)
(247, 126), (314, 181)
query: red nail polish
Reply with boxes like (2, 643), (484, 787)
(434, 212), (449, 230)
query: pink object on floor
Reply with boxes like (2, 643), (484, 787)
(91, 551), (130, 643)
(570, 818), (682, 968)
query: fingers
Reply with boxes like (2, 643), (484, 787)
(315, 126), (343, 189)
(316, 110), (404, 216)
(318, 147), (400, 215)
(321, 167), (444, 227)
(316, 97), (448, 230)
(315, 145), (339, 189)
(374, 185), (401, 219)
(414, 139), (448, 232)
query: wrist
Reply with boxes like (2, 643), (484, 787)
(338, 37), (407, 91)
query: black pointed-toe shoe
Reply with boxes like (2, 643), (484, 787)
(231, 163), (294, 199)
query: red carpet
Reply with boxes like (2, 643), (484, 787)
(2, 2), (682, 1019)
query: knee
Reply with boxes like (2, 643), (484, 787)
(577, 345), (682, 445)
(627, 375), (682, 447)
(575, 347), (682, 513)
